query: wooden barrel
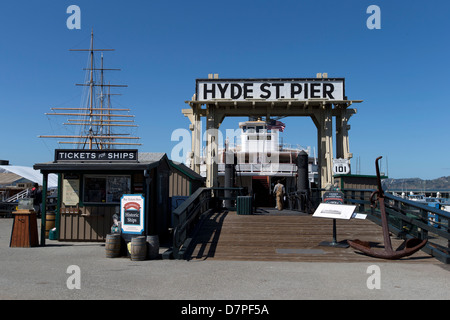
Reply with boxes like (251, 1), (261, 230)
(146, 235), (160, 260)
(105, 234), (121, 258)
(130, 236), (147, 261)
(45, 212), (56, 238)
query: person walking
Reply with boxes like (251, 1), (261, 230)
(273, 180), (285, 211)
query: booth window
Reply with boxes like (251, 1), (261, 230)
(83, 175), (131, 204)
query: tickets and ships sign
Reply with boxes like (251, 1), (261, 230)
(55, 149), (138, 162)
(196, 78), (345, 102)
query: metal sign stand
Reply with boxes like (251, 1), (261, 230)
(313, 191), (356, 248)
(319, 218), (349, 248)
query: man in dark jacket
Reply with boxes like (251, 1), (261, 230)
(30, 183), (42, 216)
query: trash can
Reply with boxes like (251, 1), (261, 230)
(10, 210), (39, 247)
(237, 196), (253, 215)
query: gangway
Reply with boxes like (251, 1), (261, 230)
(165, 186), (449, 264)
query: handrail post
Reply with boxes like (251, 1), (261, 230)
(419, 208), (429, 240)
(447, 216), (450, 250)
(359, 190), (365, 213)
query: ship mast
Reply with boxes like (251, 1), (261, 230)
(39, 30), (141, 149)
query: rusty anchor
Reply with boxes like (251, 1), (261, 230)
(347, 156), (428, 260)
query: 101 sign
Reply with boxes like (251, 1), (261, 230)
(333, 159), (350, 175)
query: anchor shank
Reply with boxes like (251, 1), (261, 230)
(378, 197), (394, 254)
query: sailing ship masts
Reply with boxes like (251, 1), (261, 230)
(75, 84), (127, 87)
(41, 30), (140, 150)
(83, 68), (121, 71)
(89, 30), (94, 149)
(45, 113), (134, 117)
(63, 123), (138, 127)
(67, 119), (134, 123)
(69, 49), (114, 52)
(107, 84), (112, 147)
(58, 141), (142, 146)
(56, 132), (133, 136)
(51, 108), (131, 111)
(100, 53), (105, 140)
(39, 135), (140, 139)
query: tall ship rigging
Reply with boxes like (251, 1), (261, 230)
(39, 31), (141, 149)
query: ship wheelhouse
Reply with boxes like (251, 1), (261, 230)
(194, 119), (319, 207)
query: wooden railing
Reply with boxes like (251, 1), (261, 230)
(165, 188), (213, 259)
(165, 187), (247, 259)
(343, 189), (450, 264)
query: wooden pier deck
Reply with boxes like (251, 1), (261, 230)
(186, 209), (438, 263)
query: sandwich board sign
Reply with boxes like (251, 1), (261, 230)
(120, 194), (145, 235)
(322, 191), (345, 205)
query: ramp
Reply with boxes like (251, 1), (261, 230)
(185, 210), (437, 263)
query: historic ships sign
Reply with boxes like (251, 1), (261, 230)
(120, 194), (145, 235)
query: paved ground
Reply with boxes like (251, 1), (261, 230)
(1, 218), (449, 301)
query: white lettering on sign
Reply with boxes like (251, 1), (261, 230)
(197, 79), (345, 102)
(55, 149), (137, 162)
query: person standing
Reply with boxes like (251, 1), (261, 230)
(273, 180), (285, 211)
(30, 183), (42, 217)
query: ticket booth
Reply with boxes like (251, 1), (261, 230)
(34, 150), (171, 245)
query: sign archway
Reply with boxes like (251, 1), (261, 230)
(182, 76), (362, 189)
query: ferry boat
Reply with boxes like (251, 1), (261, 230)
(188, 118), (318, 207)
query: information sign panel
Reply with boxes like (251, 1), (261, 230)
(313, 203), (356, 220)
(120, 194), (145, 235)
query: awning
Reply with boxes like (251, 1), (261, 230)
(0, 165), (58, 188)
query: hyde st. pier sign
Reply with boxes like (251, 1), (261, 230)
(197, 78), (345, 102)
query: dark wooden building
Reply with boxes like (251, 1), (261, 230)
(169, 160), (204, 197)
(34, 150), (171, 244)
(334, 174), (388, 190)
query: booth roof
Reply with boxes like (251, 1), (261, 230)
(169, 160), (204, 181)
(138, 152), (166, 162)
(33, 152), (170, 173)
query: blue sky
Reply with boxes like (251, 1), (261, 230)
(0, 0), (449, 179)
